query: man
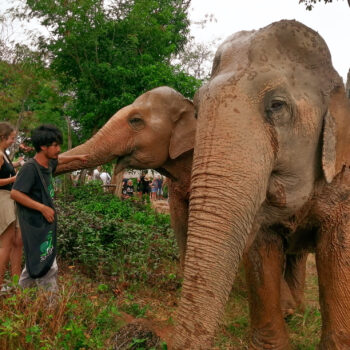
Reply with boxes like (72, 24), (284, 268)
(155, 175), (163, 200)
(11, 124), (87, 291)
(99, 169), (111, 192)
(100, 169), (111, 186)
(92, 166), (101, 181)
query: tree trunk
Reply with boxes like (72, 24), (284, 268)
(111, 164), (124, 198)
(9, 103), (25, 160)
(78, 169), (89, 185)
(63, 115), (73, 192)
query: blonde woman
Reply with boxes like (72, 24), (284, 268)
(0, 122), (23, 290)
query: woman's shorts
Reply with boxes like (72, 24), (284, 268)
(0, 190), (17, 236)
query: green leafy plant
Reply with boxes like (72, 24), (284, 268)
(56, 184), (176, 283)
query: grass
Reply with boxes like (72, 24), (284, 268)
(1, 258), (320, 349)
(0, 184), (322, 349)
(213, 256), (321, 349)
(0, 265), (124, 350)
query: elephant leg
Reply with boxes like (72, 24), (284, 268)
(283, 253), (308, 313)
(316, 220), (350, 349)
(280, 276), (297, 317)
(244, 228), (291, 350)
(168, 184), (188, 270)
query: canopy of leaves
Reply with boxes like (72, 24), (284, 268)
(0, 43), (74, 151)
(299, 0), (350, 10)
(13, 0), (201, 139)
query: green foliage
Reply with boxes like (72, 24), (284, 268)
(122, 303), (149, 319)
(13, 0), (201, 139)
(0, 57), (74, 152)
(0, 279), (122, 350)
(299, 0), (348, 11)
(56, 183), (176, 281)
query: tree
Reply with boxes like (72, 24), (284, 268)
(11, 0), (201, 140)
(173, 37), (220, 81)
(299, 0), (350, 11)
(0, 46), (74, 155)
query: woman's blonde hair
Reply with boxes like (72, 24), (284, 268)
(0, 122), (15, 141)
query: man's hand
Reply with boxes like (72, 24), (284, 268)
(40, 204), (55, 223)
(11, 189), (55, 222)
(75, 155), (89, 162)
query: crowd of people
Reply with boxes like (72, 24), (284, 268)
(122, 172), (165, 200)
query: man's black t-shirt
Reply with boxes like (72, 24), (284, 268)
(13, 158), (58, 228)
(13, 159), (58, 203)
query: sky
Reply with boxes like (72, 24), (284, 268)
(0, 0), (349, 81)
(189, 0), (350, 82)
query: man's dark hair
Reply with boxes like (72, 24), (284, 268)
(31, 124), (63, 152)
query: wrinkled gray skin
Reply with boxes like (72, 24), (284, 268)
(172, 20), (350, 350)
(56, 87), (196, 268)
(56, 86), (306, 318)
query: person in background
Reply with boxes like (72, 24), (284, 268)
(0, 122), (24, 291)
(156, 175), (163, 200)
(122, 179), (134, 199)
(11, 124), (87, 291)
(136, 177), (142, 198)
(142, 174), (151, 197)
(150, 177), (158, 201)
(100, 169), (111, 186)
(99, 168), (111, 192)
(92, 166), (101, 181)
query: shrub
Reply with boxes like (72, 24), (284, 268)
(56, 184), (177, 283)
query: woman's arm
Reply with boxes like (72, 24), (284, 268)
(0, 175), (16, 187)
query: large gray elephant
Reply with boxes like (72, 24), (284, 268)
(57, 84), (307, 317)
(171, 20), (350, 349)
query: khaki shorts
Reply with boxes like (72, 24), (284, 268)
(0, 189), (18, 236)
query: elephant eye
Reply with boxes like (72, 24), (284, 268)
(128, 115), (145, 131)
(270, 100), (285, 112)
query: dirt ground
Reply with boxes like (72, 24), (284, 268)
(150, 199), (170, 214)
(113, 254), (320, 349)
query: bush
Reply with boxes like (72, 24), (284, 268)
(56, 184), (177, 283)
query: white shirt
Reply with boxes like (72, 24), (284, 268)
(92, 169), (100, 180)
(100, 172), (111, 185)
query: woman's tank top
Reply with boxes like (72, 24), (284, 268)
(0, 152), (15, 190)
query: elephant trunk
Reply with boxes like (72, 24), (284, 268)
(172, 97), (275, 349)
(55, 106), (133, 175)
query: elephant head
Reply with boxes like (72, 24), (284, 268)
(56, 86), (196, 175)
(172, 20), (350, 349)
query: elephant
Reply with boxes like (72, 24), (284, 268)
(56, 86), (307, 317)
(170, 20), (350, 350)
(56, 86), (196, 268)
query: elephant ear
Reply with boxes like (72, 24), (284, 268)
(322, 87), (350, 183)
(169, 99), (196, 159)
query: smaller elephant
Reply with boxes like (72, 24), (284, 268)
(56, 86), (307, 317)
(56, 87), (196, 267)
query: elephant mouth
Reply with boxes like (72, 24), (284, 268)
(114, 154), (130, 174)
